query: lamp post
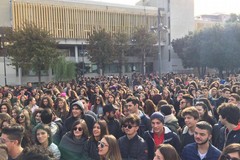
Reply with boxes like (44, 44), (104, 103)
(0, 34), (7, 86)
(80, 42), (85, 77)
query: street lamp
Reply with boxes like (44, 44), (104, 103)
(151, 8), (168, 78)
(0, 34), (7, 86)
(80, 42), (85, 77)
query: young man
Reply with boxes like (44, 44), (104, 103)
(1, 124), (24, 160)
(118, 114), (148, 160)
(63, 100), (95, 135)
(79, 96), (98, 120)
(177, 94), (193, 127)
(126, 96), (151, 137)
(143, 112), (181, 160)
(181, 121), (221, 160)
(181, 106), (199, 149)
(102, 104), (122, 139)
(217, 103), (240, 150)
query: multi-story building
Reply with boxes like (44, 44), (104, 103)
(0, 0), (194, 85)
(137, 0), (194, 73)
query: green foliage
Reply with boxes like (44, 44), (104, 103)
(87, 29), (115, 75)
(6, 23), (59, 83)
(172, 24), (240, 76)
(113, 32), (129, 77)
(53, 56), (76, 81)
(131, 27), (158, 74)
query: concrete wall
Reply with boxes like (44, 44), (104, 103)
(0, 0), (11, 27)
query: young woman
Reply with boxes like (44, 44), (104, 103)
(154, 144), (180, 160)
(59, 119), (89, 160)
(91, 95), (105, 117)
(55, 97), (69, 122)
(35, 124), (61, 160)
(31, 108), (43, 127)
(0, 102), (12, 115)
(195, 102), (216, 127)
(87, 120), (109, 160)
(98, 134), (122, 160)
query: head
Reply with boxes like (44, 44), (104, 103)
(218, 103), (240, 126)
(194, 121), (212, 145)
(144, 99), (157, 117)
(1, 124), (24, 152)
(154, 144), (180, 160)
(219, 143), (240, 160)
(228, 93), (240, 105)
(0, 103), (12, 115)
(20, 145), (54, 160)
(98, 135), (121, 160)
(40, 108), (53, 124)
(103, 104), (117, 119)
(70, 119), (89, 139)
(70, 101), (84, 118)
(80, 96), (90, 110)
(150, 112), (165, 134)
(35, 124), (52, 146)
(195, 102), (209, 118)
(181, 107), (199, 129)
(123, 114), (140, 137)
(126, 96), (140, 114)
(92, 120), (109, 140)
(180, 94), (193, 109)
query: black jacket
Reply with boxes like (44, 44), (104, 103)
(86, 138), (100, 160)
(118, 134), (148, 160)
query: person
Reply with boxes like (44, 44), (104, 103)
(153, 144), (181, 160)
(80, 96), (98, 120)
(98, 134), (122, 160)
(177, 94), (193, 127)
(143, 112), (181, 160)
(19, 145), (54, 160)
(0, 143), (8, 160)
(63, 100), (95, 135)
(102, 104), (122, 139)
(181, 121), (221, 160)
(195, 102), (216, 127)
(33, 108), (61, 145)
(59, 119), (89, 160)
(55, 97), (69, 122)
(118, 114), (148, 160)
(181, 106), (200, 149)
(30, 108), (43, 127)
(25, 97), (39, 114)
(87, 120), (109, 160)
(1, 124), (24, 160)
(218, 143), (240, 160)
(217, 103), (240, 150)
(126, 96), (151, 137)
(91, 95), (105, 117)
(34, 124), (61, 160)
(0, 102), (12, 115)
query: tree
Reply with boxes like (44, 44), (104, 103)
(113, 32), (129, 77)
(87, 29), (115, 76)
(53, 56), (76, 81)
(6, 23), (59, 85)
(131, 27), (157, 75)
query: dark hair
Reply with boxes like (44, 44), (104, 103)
(20, 145), (54, 160)
(2, 124), (24, 145)
(90, 120), (109, 141)
(40, 108), (53, 124)
(217, 103), (240, 125)
(156, 144), (180, 160)
(35, 124), (52, 146)
(70, 119), (89, 139)
(181, 106), (199, 120)
(196, 121), (212, 134)
(126, 96), (139, 106)
(124, 114), (140, 126)
(0, 102), (12, 115)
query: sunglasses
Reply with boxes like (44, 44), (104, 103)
(19, 115), (25, 119)
(123, 124), (136, 129)
(98, 141), (109, 148)
(0, 137), (14, 143)
(73, 127), (83, 131)
(221, 154), (240, 160)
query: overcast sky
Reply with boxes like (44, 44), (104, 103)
(90, 0), (240, 16)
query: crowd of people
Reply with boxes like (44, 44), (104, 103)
(0, 73), (240, 160)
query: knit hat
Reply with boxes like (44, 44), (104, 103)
(150, 112), (165, 123)
(160, 105), (172, 116)
(71, 100), (84, 111)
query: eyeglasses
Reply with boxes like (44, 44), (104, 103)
(0, 137), (14, 143)
(73, 127), (83, 131)
(123, 124), (136, 129)
(221, 154), (240, 160)
(98, 141), (109, 148)
(19, 115), (25, 119)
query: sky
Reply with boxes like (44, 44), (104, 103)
(91, 0), (240, 16)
